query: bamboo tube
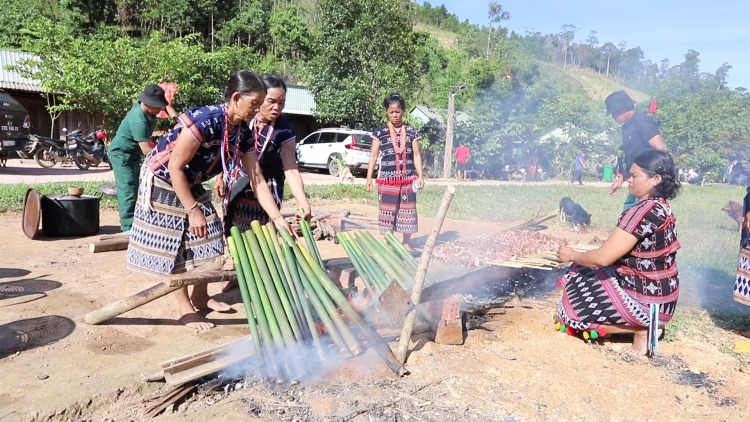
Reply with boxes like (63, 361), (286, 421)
(242, 230), (285, 351)
(346, 233), (390, 291)
(300, 214), (324, 268)
(282, 242), (326, 360)
(267, 223), (308, 340)
(363, 231), (415, 287)
(260, 224), (304, 343)
(281, 228), (407, 375)
(336, 233), (376, 292)
(355, 232), (412, 288)
(249, 222), (299, 349)
(385, 232), (419, 267)
(226, 235), (265, 376)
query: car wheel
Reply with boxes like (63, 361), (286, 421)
(327, 154), (342, 177)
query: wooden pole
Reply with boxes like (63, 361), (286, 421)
(89, 237), (129, 253)
(500, 211), (558, 233)
(396, 185), (456, 363)
(442, 92), (456, 180)
(84, 271), (237, 324)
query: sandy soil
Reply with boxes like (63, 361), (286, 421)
(0, 205), (748, 422)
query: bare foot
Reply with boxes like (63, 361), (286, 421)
(402, 243), (414, 251)
(192, 298), (231, 312)
(178, 313), (215, 330)
(622, 329), (662, 356)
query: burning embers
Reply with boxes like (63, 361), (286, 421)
(432, 231), (576, 268)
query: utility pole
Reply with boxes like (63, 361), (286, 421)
(442, 84), (465, 179)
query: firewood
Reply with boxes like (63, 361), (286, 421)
(89, 237), (129, 253)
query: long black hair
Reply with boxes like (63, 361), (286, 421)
(632, 149), (681, 200)
(222, 70), (266, 101)
(382, 92), (406, 110)
(260, 74), (287, 92)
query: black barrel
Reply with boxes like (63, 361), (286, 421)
(41, 194), (100, 237)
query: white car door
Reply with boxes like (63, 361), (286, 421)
(296, 132), (320, 165)
(311, 131), (339, 166)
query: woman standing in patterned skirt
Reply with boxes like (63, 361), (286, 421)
(733, 187), (750, 306)
(126, 70), (291, 330)
(214, 74), (312, 234)
(555, 149), (681, 356)
(366, 93), (425, 248)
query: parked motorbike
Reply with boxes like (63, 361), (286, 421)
(31, 133), (77, 168)
(70, 127), (109, 170)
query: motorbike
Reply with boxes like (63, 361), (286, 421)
(70, 127), (109, 170)
(32, 127), (109, 170)
(504, 164), (527, 182)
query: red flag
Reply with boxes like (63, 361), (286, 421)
(649, 99), (658, 114)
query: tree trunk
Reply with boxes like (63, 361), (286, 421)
(606, 55), (610, 81)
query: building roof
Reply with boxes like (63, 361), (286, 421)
(0, 49), (44, 93)
(283, 84), (316, 116)
(411, 105), (470, 127)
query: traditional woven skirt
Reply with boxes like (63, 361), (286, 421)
(556, 265), (677, 331)
(377, 182), (418, 235)
(126, 174), (224, 278)
(734, 190), (750, 305)
(224, 176), (283, 235)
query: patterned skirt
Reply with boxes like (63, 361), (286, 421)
(556, 264), (677, 331)
(223, 176), (283, 235)
(377, 182), (418, 235)
(126, 174), (224, 278)
(734, 190), (750, 305)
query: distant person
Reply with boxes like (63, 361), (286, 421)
(455, 142), (470, 181)
(109, 84), (177, 233)
(556, 150), (681, 356)
(365, 92), (425, 249)
(734, 184), (750, 306)
(570, 151), (586, 185)
(606, 91), (667, 211)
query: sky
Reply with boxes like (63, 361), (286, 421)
(418, 0), (750, 89)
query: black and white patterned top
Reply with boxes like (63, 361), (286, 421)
(371, 124), (421, 186)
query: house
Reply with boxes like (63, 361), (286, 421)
(283, 85), (318, 141)
(410, 105), (470, 129)
(0, 48), (98, 138)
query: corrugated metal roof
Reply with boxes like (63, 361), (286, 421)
(283, 84), (316, 116)
(0, 49), (44, 93)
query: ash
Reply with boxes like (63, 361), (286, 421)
(456, 268), (565, 312)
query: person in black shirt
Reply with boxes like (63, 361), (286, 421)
(605, 91), (667, 210)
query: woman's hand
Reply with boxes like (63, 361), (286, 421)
(365, 178), (373, 193)
(557, 246), (576, 263)
(272, 215), (295, 238)
(187, 207), (208, 239)
(417, 176), (425, 189)
(298, 204), (312, 222)
(213, 175), (225, 199)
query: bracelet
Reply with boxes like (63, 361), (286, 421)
(271, 215), (284, 220)
(185, 202), (200, 212)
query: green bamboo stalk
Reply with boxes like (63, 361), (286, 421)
(336, 233), (376, 292)
(280, 233), (363, 355)
(281, 228), (406, 374)
(282, 241), (325, 359)
(346, 233), (390, 291)
(267, 223), (308, 339)
(249, 222), (298, 349)
(261, 224), (304, 343)
(385, 232), (419, 268)
(362, 231), (415, 286)
(242, 230), (285, 351)
(226, 235), (265, 375)
(300, 214), (324, 268)
(355, 231), (412, 288)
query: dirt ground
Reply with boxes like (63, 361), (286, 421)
(1, 204), (748, 422)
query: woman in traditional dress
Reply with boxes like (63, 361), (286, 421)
(733, 187), (750, 306)
(214, 74), (311, 234)
(365, 92), (425, 248)
(127, 70), (287, 330)
(555, 149), (681, 356)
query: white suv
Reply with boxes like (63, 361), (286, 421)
(296, 128), (373, 176)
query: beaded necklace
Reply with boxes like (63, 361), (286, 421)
(387, 122), (407, 154)
(253, 116), (276, 160)
(220, 103), (242, 179)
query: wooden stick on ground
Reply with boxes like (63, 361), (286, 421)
(501, 211), (558, 232)
(84, 270), (237, 325)
(395, 185), (456, 364)
(89, 237), (129, 253)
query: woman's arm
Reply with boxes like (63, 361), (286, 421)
(241, 152), (292, 232)
(365, 141), (381, 193)
(167, 131), (206, 238)
(557, 227), (639, 268)
(281, 142), (311, 220)
(412, 138), (425, 188)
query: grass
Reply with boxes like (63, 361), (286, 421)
(0, 181), (118, 212)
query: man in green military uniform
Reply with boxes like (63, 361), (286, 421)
(109, 84), (177, 232)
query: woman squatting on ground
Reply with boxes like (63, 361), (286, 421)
(365, 93), (425, 248)
(555, 149), (681, 356)
(126, 70), (274, 330)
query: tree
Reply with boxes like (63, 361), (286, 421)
(306, 0), (418, 127)
(486, 2), (510, 59)
(714, 62), (732, 90)
(558, 24), (578, 70)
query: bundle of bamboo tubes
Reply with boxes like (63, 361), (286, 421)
(227, 221), (406, 380)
